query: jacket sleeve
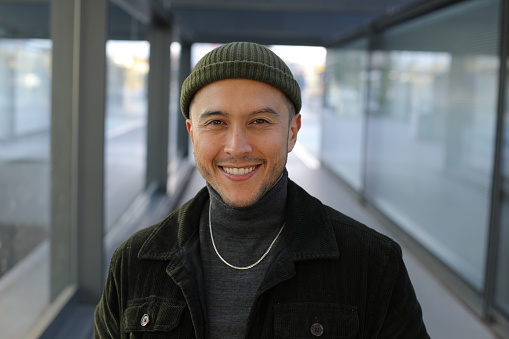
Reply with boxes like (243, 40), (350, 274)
(377, 242), (429, 339)
(94, 257), (122, 338)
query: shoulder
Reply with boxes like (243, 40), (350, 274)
(108, 186), (210, 267)
(288, 180), (402, 264)
(327, 204), (400, 249)
(107, 218), (169, 269)
(322, 203), (404, 275)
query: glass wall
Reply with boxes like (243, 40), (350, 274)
(323, 39), (368, 190)
(271, 45), (326, 158)
(0, 1), (181, 337)
(104, 37), (149, 229)
(0, 31), (52, 339)
(324, 0), (500, 292)
(169, 41), (181, 162)
(365, 0), (499, 290)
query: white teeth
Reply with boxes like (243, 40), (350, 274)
(223, 166), (255, 175)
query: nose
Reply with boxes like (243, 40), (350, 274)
(224, 127), (252, 156)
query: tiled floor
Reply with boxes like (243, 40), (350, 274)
(179, 145), (498, 339)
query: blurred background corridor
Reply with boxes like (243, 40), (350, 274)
(0, 0), (508, 337)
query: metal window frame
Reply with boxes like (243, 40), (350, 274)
(50, 0), (106, 306)
(146, 19), (172, 192)
(484, 0), (509, 329)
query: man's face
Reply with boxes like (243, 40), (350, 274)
(186, 79), (301, 208)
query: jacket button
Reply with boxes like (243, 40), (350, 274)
(140, 314), (150, 327)
(310, 322), (324, 337)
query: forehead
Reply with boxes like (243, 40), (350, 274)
(189, 79), (290, 118)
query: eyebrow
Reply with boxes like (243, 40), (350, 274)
(251, 107), (280, 117)
(198, 107), (280, 120)
(198, 110), (227, 120)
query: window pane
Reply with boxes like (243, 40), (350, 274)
(323, 39), (368, 189)
(105, 40), (149, 230)
(0, 38), (51, 338)
(365, 0), (499, 289)
(169, 41), (181, 161)
(271, 45), (326, 158)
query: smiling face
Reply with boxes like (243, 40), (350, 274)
(186, 79), (301, 208)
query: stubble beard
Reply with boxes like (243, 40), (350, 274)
(194, 153), (288, 208)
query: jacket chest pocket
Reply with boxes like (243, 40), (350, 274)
(274, 302), (358, 338)
(123, 296), (186, 338)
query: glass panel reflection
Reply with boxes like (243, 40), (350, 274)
(0, 38), (51, 274)
(323, 39), (368, 190)
(271, 45), (326, 158)
(105, 40), (149, 230)
(0, 38), (51, 338)
(365, 0), (499, 289)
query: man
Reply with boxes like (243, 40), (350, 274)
(95, 42), (429, 338)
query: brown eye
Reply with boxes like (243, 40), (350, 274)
(253, 119), (269, 124)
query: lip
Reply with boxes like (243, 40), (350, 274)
(219, 165), (260, 181)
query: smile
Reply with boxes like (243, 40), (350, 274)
(221, 166), (257, 175)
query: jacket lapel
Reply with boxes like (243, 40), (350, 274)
(257, 179), (340, 295)
(138, 187), (210, 338)
(138, 187), (209, 260)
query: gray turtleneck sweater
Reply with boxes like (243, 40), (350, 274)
(199, 171), (288, 338)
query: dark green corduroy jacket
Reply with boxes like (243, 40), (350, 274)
(94, 180), (429, 338)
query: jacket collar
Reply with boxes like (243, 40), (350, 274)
(283, 179), (339, 261)
(138, 179), (339, 262)
(138, 186), (209, 260)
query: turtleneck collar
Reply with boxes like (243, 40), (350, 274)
(206, 169), (288, 238)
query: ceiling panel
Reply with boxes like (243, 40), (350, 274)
(0, 0), (428, 46)
(167, 0), (424, 46)
(0, 3), (50, 39)
(170, 7), (376, 46)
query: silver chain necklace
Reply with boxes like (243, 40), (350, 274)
(208, 203), (285, 270)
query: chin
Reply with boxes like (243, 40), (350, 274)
(222, 192), (261, 208)
(224, 197), (256, 208)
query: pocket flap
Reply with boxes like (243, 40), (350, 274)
(274, 302), (358, 338)
(124, 296), (185, 332)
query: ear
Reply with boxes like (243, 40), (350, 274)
(287, 113), (301, 152)
(186, 119), (194, 144)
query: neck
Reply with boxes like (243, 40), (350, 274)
(207, 170), (288, 237)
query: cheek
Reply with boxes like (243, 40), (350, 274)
(193, 139), (209, 155)
(193, 135), (219, 160)
(259, 133), (289, 158)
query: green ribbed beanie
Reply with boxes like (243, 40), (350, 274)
(180, 42), (302, 118)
